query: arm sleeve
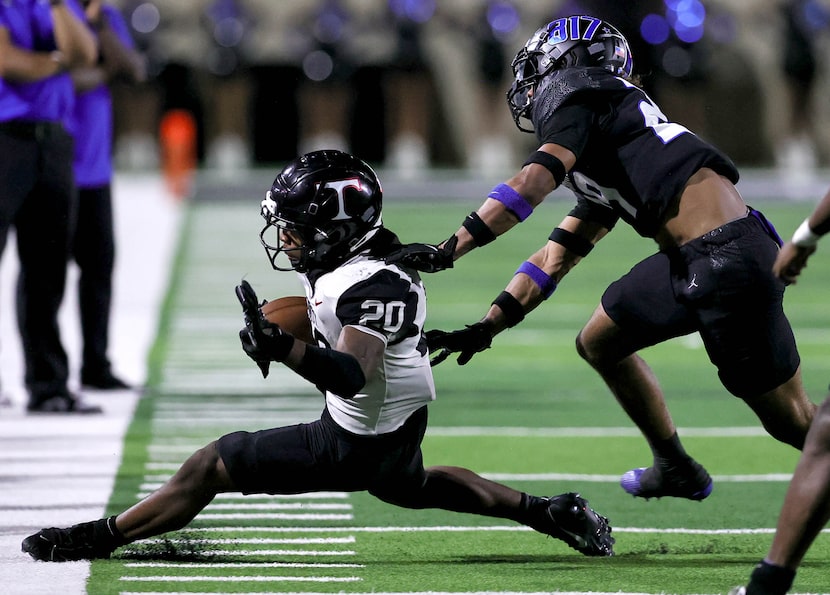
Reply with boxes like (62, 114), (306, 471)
(295, 345), (366, 399)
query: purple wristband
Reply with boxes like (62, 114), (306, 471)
(488, 183), (533, 222)
(515, 261), (557, 298)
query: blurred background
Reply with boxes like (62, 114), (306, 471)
(110, 0), (830, 187)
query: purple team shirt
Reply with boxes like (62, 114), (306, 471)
(0, 0), (87, 123)
(65, 4), (136, 188)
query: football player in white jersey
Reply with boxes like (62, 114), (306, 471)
(385, 15), (818, 504)
(22, 150), (614, 562)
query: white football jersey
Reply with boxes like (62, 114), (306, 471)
(298, 253), (436, 435)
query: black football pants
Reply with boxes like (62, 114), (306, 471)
(72, 185), (116, 377)
(0, 122), (75, 404)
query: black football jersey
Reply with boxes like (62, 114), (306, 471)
(531, 67), (739, 238)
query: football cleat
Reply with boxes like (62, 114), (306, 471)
(535, 492), (615, 556)
(727, 588), (747, 595)
(22, 522), (115, 562)
(621, 458), (713, 501)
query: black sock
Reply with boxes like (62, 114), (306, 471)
(648, 431), (688, 462)
(91, 515), (129, 551)
(519, 493), (549, 529)
(746, 560), (796, 595)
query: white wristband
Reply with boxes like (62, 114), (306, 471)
(791, 218), (821, 248)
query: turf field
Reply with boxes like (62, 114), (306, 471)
(89, 191), (830, 595)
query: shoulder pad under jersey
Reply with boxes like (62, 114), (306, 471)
(534, 67), (628, 115)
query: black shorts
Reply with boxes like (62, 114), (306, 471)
(217, 406), (429, 499)
(601, 212), (799, 398)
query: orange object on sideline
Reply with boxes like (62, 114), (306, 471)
(159, 109), (197, 199)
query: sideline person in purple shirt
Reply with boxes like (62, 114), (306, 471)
(65, 0), (145, 390)
(0, 0), (99, 413)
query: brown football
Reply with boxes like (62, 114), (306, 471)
(260, 296), (314, 344)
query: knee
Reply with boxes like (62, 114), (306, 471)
(575, 329), (613, 370)
(575, 330), (593, 364)
(806, 396), (830, 452)
(369, 484), (426, 510)
(175, 441), (229, 493)
(755, 398), (817, 450)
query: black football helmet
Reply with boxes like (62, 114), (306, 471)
(260, 150), (383, 273)
(507, 15), (633, 132)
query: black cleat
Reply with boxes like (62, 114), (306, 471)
(621, 457), (713, 501)
(22, 522), (115, 562)
(81, 371), (131, 391)
(535, 492), (615, 556)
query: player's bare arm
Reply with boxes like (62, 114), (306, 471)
(452, 143), (576, 259)
(0, 27), (72, 80)
(773, 187), (830, 284)
(483, 215), (608, 334)
(385, 144), (575, 272)
(426, 215), (608, 365)
(50, 0), (98, 68)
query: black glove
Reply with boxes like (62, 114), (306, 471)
(384, 234), (458, 273)
(235, 280), (294, 378)
(426, 321), (494, 366)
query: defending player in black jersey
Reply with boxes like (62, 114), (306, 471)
(385, 15), (818, 501)
(22, 150), (614, 563)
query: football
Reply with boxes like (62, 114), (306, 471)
(260, 296), (314, 344)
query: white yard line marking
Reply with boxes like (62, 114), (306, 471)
(195, 513), (353, 520)
(152, 416), (314, 425)
(120, 575), (361, 583)
(481, 472), (794, 482)
(121, 549), (355, 556)
(141, 426), (772, 451)
(183, 525), (830, 535)
(426, 426), (772, 437)
(134, 490), (349, 499)
(201, 503), (352, 510)
(124, 562), (365, 568)
(140, 537), (355, 545)
(137, 474), (794, 491)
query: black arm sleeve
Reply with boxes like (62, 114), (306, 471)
(295, 344), (366, 399)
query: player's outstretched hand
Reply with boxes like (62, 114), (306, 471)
(235, 280), (294, 378)
(426, 321), (494, 366)
(772, 241), (817, 285)
(385, 235), (458, 273)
